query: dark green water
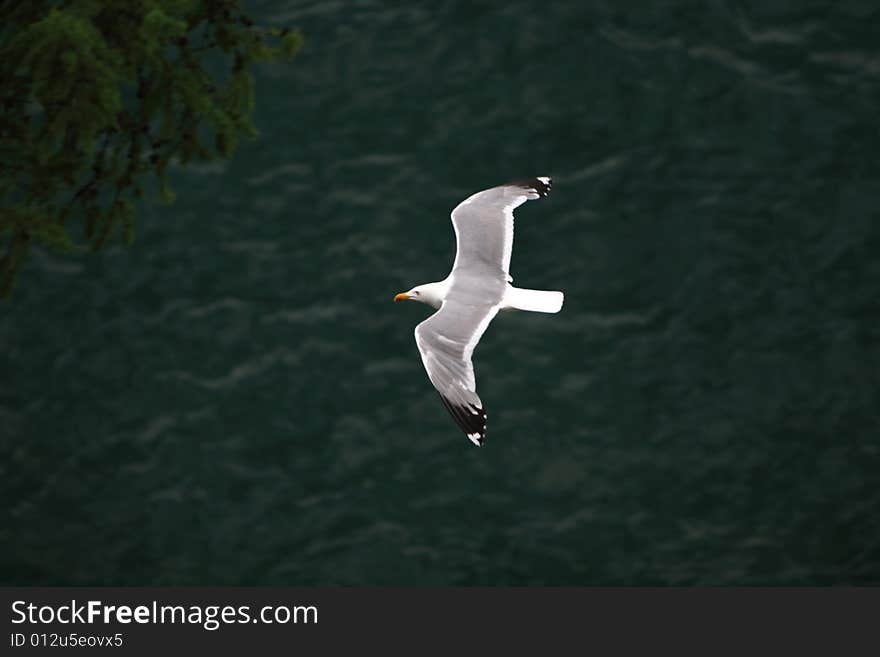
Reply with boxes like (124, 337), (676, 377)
(2, 1), (879, 585)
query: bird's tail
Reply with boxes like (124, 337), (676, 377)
(503, 287), (564, 313)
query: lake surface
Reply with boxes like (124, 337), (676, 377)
(2, 0), (878, 584)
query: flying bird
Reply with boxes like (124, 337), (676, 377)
(394, 177), (564, 446)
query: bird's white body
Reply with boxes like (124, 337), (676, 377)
(405, 279), (564, 314)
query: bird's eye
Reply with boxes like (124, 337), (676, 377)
(413, 291), (420, 296)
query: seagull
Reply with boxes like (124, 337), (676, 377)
(394, 177), (564, 446)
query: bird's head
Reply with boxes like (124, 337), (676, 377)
(394, 282), (445, 309)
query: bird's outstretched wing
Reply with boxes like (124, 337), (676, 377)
(414, 298), (500, 446)
(449, 177), (551, 276)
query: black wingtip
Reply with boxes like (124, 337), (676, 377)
(438, 394), (487, 446)
(510, 176), (552, 199)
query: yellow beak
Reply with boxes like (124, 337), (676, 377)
(394, 292), (410, 302)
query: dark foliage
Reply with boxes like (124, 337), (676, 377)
(0, 0), (302, 297)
